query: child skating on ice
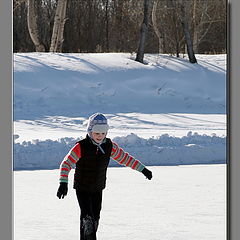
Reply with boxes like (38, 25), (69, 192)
(56, 113), (153, 240)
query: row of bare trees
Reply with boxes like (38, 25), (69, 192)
(14, 0), (226, 63)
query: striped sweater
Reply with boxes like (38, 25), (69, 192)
(59, 141), (145, 183)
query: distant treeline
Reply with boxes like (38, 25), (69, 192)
(13, 0), (226, 54)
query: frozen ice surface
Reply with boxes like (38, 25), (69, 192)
(14, 165), (226, 240)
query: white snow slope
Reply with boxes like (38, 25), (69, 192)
(13, 53), (227, 170)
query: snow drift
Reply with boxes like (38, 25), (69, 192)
(13, 132), (226, 170)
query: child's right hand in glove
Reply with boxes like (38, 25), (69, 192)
(57, 182), (68, 199)
(142, 167), (153, 180)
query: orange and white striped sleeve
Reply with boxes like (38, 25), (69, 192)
(110, 141), (145, 172)
(59, 143), (81, 183)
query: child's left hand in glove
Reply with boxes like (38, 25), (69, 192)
(142, 167), (153, 180)
(57, 182), (68, 199)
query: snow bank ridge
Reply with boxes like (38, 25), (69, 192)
(14, 132), (226, 170)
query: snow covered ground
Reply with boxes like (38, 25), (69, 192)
(13, 53), (227, 169)
(14, 165), (226, 240)
(14, 113), (226, 143)
(14, 53), (227, 240)
(14, 53), (226, 120)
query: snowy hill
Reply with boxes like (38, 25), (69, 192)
(13, 53), (227, 170)
(14, 53), (226, 119)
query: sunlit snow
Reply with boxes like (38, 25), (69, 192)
(14, 53), (227, 240)
(14, 165), (226, 240)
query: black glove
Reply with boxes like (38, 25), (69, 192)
(57, 182), (68, 199)
(142, 167), (152, 180)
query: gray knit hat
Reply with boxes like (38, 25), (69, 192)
(87, 113), (109, 133)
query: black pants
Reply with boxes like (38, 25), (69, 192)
(76, 190), (103, 240)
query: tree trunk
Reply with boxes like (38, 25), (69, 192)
(50, 0), (68, 52)
(14, 0), (27, 12)
(170, 0), (181, 57)
(152, 0), (164, 53)
(55, 0), (68, 52)
(105, 0), (109, 52)
(192, 0), (198, 53)
(27, 0), (45, 52)
(49, 0), (62, 52)
(180, 0), (197, 63)
(136, 0), (152, 63)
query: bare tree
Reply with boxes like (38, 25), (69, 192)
(149, 0), (184, 56)
(105, 0), (110, 51)
(136, 0), (152, 63)
(14, 0), (27, 12)
(151, 0), (164, 53)
(113, 0), (126, 51)
(27, 0), (46, 52)
(179, 0), (197, 63)
(192, 0), (213, 53)
(192, 0), (225, 53)
(50, 0), (68, 52)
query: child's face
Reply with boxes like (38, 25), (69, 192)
(91, 132), (107, 143)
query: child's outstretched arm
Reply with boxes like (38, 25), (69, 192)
(59, 143), (81, 183)
(111, 141), (152, 180)
(57, 143), (81, 199)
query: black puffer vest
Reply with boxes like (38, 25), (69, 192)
(73, 135), (113, 192)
